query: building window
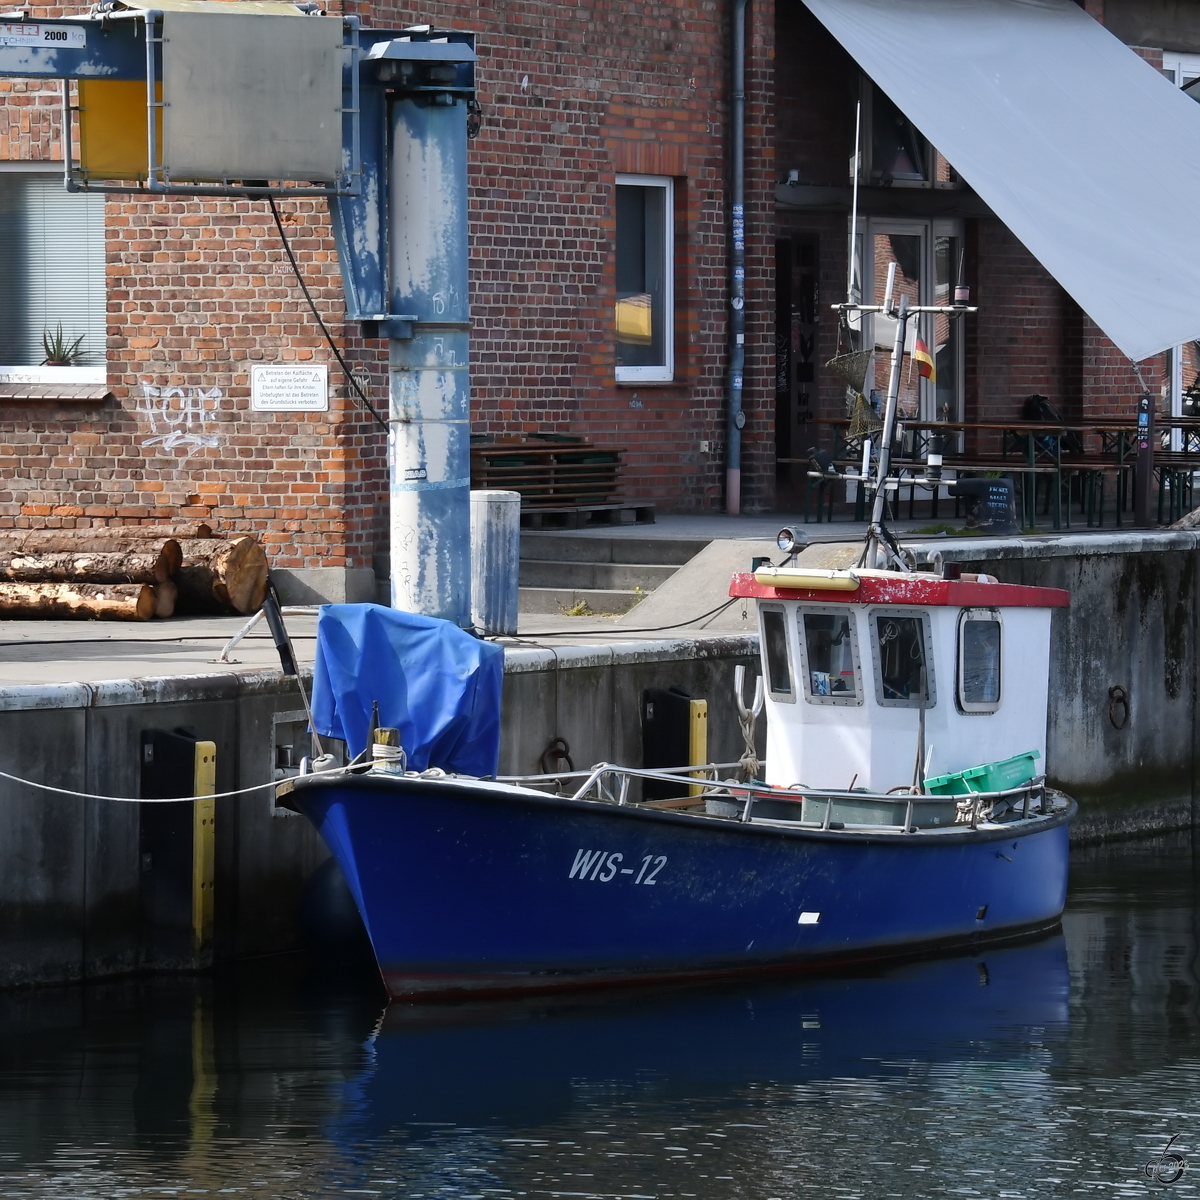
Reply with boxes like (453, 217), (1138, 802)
(1162, 52), (1200, 93)
(615, 174), (673, 382)
(0, 170), (106, 382)
(869, 84), (927, 184)
(863, 79), (958, 190)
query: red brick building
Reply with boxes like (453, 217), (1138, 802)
(0, 0), (1193, 601)
(773, 0), (1191, 504)
(0, 0), (776, 601)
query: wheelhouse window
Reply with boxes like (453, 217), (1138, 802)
(869, 611), (935, 708)
(798, 609), (862, 705)
(615, 175), (673, 382)
(958, 609), (1002, 713)
(760, 605), (794, 702)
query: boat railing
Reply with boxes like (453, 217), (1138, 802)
(496, 762), (743, 797)
(525, 763), (1054, 831)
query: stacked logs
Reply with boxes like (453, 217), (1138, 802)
(0, 524), (269, 621)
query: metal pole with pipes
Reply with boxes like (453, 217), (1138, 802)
(726, 0), (749, 515)
(387, 72), (473, 626)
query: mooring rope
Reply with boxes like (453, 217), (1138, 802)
(0, 768), (282, 804)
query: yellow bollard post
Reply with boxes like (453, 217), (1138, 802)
(688, 699), (709, 797)
(192, 741), (216, 954)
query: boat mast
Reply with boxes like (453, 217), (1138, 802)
(866, 282), (909, 569)
(831, 281), (976, 571)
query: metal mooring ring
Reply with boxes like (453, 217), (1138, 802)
(540, 736), (574, 775)
(1108, 685), (1130, 730)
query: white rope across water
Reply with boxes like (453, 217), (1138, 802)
(0, 768), (283, 804)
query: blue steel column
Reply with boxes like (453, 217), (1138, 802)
(387, 96), (471, 625)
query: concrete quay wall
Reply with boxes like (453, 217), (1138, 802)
(0, 636), (759, 989)
(916, 530), (1200, 842)
(0, 526), (1195, 989)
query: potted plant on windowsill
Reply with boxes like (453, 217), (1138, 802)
(42, 324), (85, 367)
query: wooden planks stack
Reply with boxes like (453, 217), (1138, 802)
(470, 439), (625, 509)
(0, 524), (269, 621)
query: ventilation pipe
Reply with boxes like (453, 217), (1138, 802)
(726, 0), (749, 515)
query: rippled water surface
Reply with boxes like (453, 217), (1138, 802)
(1, 833), (1199, 1198)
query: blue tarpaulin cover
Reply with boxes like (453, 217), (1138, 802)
(311, 604), (504, 775)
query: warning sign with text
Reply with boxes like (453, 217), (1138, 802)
(251, 365), (329, 412)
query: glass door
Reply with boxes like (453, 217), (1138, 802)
(932, 221), (964, 425)
(866, 221), (926, 420)
(863, 218), (964, 426)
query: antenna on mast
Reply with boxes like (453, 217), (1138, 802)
(847, 102), (862, 300)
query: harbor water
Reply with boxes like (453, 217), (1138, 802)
(0, 832), (1198, 1198)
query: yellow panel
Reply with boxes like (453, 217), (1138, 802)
(688, 698), (708, 797)
(78, 79), (159, 181)
(616, 295), (653, 345)
(192, 740), (216, 954)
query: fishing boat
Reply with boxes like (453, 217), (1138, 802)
(278, 270), (1074, 1000)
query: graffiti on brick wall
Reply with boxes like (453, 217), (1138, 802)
(138, 382), (223, 456)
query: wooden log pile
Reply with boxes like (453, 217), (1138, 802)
(0, 524), (269, 621)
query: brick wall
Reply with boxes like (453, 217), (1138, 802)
(968, 220), (1166, 452)
(0, 19), (387, 569)
(0, 0), (779, 566)
(378, 0), (776, 511)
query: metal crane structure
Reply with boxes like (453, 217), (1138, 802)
(0, 0), (477, 625)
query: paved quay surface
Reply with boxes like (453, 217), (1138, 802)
(0, 613), (321, 688)
(0, 515), (1160, 686)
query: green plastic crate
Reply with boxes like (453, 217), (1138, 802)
(925, 750), (1040, 797)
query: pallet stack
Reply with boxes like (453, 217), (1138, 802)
(470, 438), (624, 509)
(0, 524), (269, 621)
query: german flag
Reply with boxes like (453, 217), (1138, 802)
(913, 338), (936, 383)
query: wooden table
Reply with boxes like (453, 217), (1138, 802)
(791, 418), (1147, 529)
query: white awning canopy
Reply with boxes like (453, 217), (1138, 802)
(804, 0), (1200, 363)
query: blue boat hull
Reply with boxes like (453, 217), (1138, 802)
(286, 774), (1073, 998)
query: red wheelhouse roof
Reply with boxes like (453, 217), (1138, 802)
(728, 571), (1070, 609)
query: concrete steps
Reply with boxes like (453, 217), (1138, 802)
(519, 559), (679, 590)
(518, 533), (709, 617)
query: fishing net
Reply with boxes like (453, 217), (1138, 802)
(825, 348), (872, 394)
(847, 392), (883, 438)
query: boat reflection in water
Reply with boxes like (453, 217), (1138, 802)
(337, 932), (1070, 1134)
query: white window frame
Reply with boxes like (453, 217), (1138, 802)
(615, 173), (674, 383)
(1162, 52), (1200, 87)
(0, 161), (106, 385)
